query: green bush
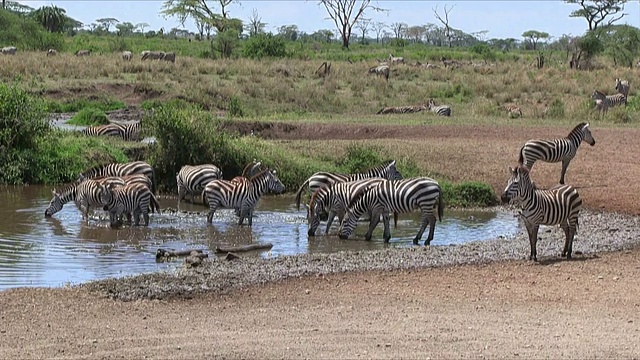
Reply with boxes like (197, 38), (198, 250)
(0, 9), (64, 51)
(242, 33), (287, 59)
(441, 181), (497, 207)
(67, 107), (109, 126)
(228, 96), (245, 117)
(545, 98), (565, 118)
(338, 144), (383, 173)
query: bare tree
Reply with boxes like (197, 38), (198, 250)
(317, 0), (386, 49)
(390, 22), (406, 40)
(565, 0), (628, 31)
(246, 8), (267, 36)
(371, 21), (386, 43)
(433, 4), (455, 48)
(354, 17), (371, 43)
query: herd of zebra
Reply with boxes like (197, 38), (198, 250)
(81, 121), (143, 141)
(592, 78), (630, 114)
(42, 120), (595, 262)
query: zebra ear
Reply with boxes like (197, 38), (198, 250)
(390, 160), (396, 166)
(585, 122), (590, 128)
(51, 189), (56, 195)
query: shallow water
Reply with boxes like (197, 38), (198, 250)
(0, 185), (519, 289)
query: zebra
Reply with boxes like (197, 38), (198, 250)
(427, 99), (451, 117)
(99, 183), (154, 227)
(46, 49), (57, 56)
(501, 104), (523, 118)
(501, 165), (582, 262)
(81, 124), (124, 139)
(306, 178), (390, 237)
(1, 46), (17, 55)
(92, 174), (160, 214)
(230, 160), (263, 184)
(176, 164), (223, 205)
(78, 161), (156, 194)
(615, 78), (630, 99)
(338, 177), (443, 246)
(388, 54), (405, 64)
(376, 104), (427, 115)
(75, 50), (90, 57)
(121, 51), (132, 61)
(162, 52), (176, 63)
(368, 65), (390, 81)
(518, 122), (596, 185)
(591, 90), (626, 111)
(202, 169), (285, 226)
(295, 160), (404, 211)
(117, 122), (142, 141)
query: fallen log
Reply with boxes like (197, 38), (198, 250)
(156, 248), (206, 259)
(215, 243), (273, 254)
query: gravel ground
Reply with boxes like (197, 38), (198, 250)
(81, 206), (640, 301)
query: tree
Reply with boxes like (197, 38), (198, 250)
(246, 8), (267, 36)
(522, 30), (550, 50)
(31, 5), (68, 33)
(371, 21), (386, 43)
(116, 22), (136, 36)
(6, 1), (34, 15)
(597, 24), (640, 67)
(354, 18), (371, 43)
(96, 17), (119, 32)
(278, 25), (299, 41)
(161, 0), (237, 33)
(390, 22), (406, 39)
(136, 22), (150, 33)
(433, 4), (454, 48)
(565, 0), (628, 31)
(317, 0), (386, 49)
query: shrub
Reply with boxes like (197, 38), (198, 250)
(0, 83), (49, 151)
(338, 144), (383, 173)
(442, 181), (497, 207)
(242, 33), (287, 59)
(45, 98), (126, 113)
(545, 98), (565, 118)
(67, 107), (109, 126)
(0, 9), (64, 50)
(228, 96), (245, 117)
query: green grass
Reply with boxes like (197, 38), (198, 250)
(45, 97), (126, 113)
(67, 107), (109, 126)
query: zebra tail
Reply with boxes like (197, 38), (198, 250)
(295, 178), (311, 210)
(437, 189), (443, 222)
(150, 167), (157, 194)
(376, 108), (385, 115)
(202, 189), (208, 208)
(150, 193), (160, 213)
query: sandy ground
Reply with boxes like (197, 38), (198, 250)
(2, 122), (640, 359)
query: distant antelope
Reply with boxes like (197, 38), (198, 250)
(388, 54), (404, 64)
(368, 64), (390, 81)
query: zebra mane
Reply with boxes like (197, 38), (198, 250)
(249, 168), (272, 181)
(569, 122), (588, 136)
(53, 181), (78, 195)
(80, 163), (109, 178)
(346, 185), (370, 211)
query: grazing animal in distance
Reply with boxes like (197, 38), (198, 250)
(615, 78), (630, 99)
(377, 104), (427, 115)
(46, 49), (57, 56)
(501, 165), (582, 262)
(75, 50), (90, 57)
(427, 99), (452, 117)
(142, 51), (165, 61)
(592, 89), (626, 109)
(1, 46), (17, 55)
(162, 52), (176, 63)
(388, 54), (405, 64)
(121, 51), (133, 61)
(368, 64), (390, 81)
(518, 122), (595, 185)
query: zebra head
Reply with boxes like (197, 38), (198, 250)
(591, 90), (606, 101)
(384, 160), (403, 181)
(338, 188), (371, 240)
(306, 187), (330, 237)
(267, 170), (285, 194)
(581, 123), (596, 146)
(501, 166), (534, 205)
(44, 189), (64, 217)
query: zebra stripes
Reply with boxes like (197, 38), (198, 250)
(203, 169), (285, 226)
(306, 178), (388, 236)
(518, 122), (596, 185)
(81, 122), (142, 141)
(78, 161), (156, 194)
(176, 164), (223, 205)
(427, 99), (451, 116)
(338, 177), (443, 245)
(615, 78), (630, 98)
(295, 160), (404, 211)
(591, 90), (626, 112)
(377, 104), (427, 115)
(99, 183), (154, 227)
(231, 160), (263, 184)
(501, 165), (582, 261)
(368, 65), (390, 81)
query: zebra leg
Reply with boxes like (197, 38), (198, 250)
(382, 212), (392, 243)
(133, 208), (141, 226)
(561, 223), (571, 258)
(247, 208), (254, 227)
(365, 209), (383, 242)
(559, 159), (570, 185)
(525, 223), (540, 261)
(324, 210), (338, 235)
(420, 211), (438, 246)
(142, 206), (150, 226)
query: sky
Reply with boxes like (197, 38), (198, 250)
(20, 0), (640, 40)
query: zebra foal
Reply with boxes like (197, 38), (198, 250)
(202, 169), (285, 226)
(99, 183), (154, 227)
(501, 165), (582, 261)
(295, 160), (403, 211)
(338, 177), (443, 245)
(518, 122), (595, 185)
(176, 164), (223, 205)
(427, 99), (451, 116)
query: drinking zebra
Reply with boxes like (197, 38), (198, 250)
(427, 99), (452, 117)
(615, 78), (630, 98)
(338, 177), (443, 245)
(99, 183), (154, 227)
(376, 104), (427, 115)
(78, 161), (156, 194)
(93, 174), (160, 214)
(306, 178), (389, 236)
(176, 164), (223, 205)
(501, 165), (582, 261)
(591, 90), (626, 112)
(295, 160), (404, 211)
(518, 122), (596, 185)
(202, 169), (285, 226)
(368, 64), (390, 81)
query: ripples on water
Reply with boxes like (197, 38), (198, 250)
(0, 185), (519, 289)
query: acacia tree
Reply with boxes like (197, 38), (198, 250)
(565, 0), (628, 31)
(522, 30), (550, 50)
(317, 0), (386, 49)
(390, 22), (406, 39)
(161, 0), (237, 33)
(354, 18), (371, 43)
(96, 18), (119, 32)
(136, 22), (150, 33)
(433, 4), (454, 48)
(371, 21), (386, 43)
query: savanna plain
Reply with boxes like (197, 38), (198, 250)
(2, 42), (640, 358)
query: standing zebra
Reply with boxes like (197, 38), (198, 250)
(81, 124), (124, 138)
(591, 90), (626, 112)
(99, 182), (154, 227)
(615, 78), (630, 99)
(230, 160), (263, 184)
(368, 65), (390, 81)
(93, 174), (160, 214)
(306, 178), (389, 236)
(116, 122), (142, 141)
(295, 160), (403, 211)
(338, 177), (443, 245)
(427, 99), (451, 116)
(202, 169), (285, 226)
(518, 122), (596, 185)
(501, 165), (582, 261)
(78, 161), (156, 194)
(176, 164), (223, 205)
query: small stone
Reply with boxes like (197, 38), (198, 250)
(305, 289), (310, 295)
(385, 343), (391, 348)
(613, 277), (620, 281)
(92, 339), (98, 344)
(597, 276), (604, 280)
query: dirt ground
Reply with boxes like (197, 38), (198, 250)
(3, 122), (640, 358)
